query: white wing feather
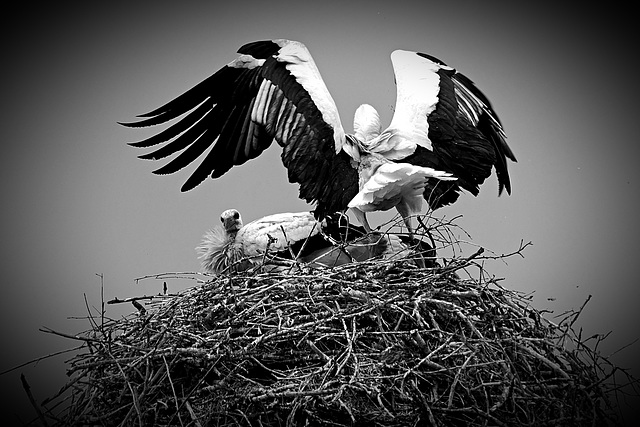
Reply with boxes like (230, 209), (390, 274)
(348, 163), (456, 213)
(274, 40), (347, 154)
(366, 50), (450, 159)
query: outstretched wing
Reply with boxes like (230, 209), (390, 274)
(121, 39), (359, 218)
(371, 50), (516, 207)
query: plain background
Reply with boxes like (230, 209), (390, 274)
(2, 2), (638, 425)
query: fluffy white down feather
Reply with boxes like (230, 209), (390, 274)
(196, 227), (251, 274)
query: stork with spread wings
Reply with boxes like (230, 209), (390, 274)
(122, 39), (516, 235)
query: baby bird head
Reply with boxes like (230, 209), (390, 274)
(220, 209), (243, 234)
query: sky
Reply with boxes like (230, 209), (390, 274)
(2, 2), (639, 425)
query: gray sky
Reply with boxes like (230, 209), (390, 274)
(2, 2), (639, 424)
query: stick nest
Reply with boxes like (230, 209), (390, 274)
(42, 222), (624, 426)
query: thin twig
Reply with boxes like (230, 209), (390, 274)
(0, 346), (82, 376)
(21, 373), (49, 427)
(163, 355), (183, 427)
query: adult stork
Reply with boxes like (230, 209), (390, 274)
(197, 209), (426, 274)
(122, 39), (515, 233)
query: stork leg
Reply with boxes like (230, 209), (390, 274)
(395, 203), (414, 239)
(351, 208), (372, 233)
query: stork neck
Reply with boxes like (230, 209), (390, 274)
(357, 153), (386, 187)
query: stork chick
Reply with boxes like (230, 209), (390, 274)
(197, 209), (428, 274)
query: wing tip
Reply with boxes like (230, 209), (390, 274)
(128, 140), (150, 148)
(180, 172), (209, 192)
(118, 119), (148, 129)
(416, 51), (449, 67)
(146, 167), (206, 192)
(237, 39), (283, 58)
(138, 151), (161, 161)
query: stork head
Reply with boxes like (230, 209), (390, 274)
(220, 209), (243, 234)
(353, 104), (382, 143)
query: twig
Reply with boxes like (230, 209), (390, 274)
(569, 294), (592, 329)
(517, 343), (570, 380)
(107, 295), (156, 305)
(97, 273), (105, 335)
(163, 355), (183, 426)
(134, 271), (206, 284)
(608, 338), (639, 359)
(39, 327), (99, 343)
(448, 352), (474, 408)
(439, 247), (485, 274)
(20, 373), (49, 427)
(249, 387), (341, 401)
(185, 400), (202, 427)
(0, 346), (82, 376)
(476, 240), (532, 261)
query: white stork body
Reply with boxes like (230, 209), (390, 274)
(348, 156), (456, 236)
(197, 209), (414, 274)
(123, 39), (516, 231)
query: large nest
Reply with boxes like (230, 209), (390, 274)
(38, 218), (626, 426)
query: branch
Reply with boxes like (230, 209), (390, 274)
(439, 247), (485, 274)
(39, 327), (99, 343)
(0, 346), (81, 376)
(21, 373), (49, 427)
(106, 295), (156, 305)
(477, 239), (532, 261)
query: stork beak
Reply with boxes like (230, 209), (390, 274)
(225, 219), (242, 232)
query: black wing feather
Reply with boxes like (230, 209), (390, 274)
(237, 40), (281, 59)
(122, 40), (358, 217)
(138, 107), (212, 160)
(128, 101), (212, 149)
(407, 53), (516, 204)
(256, 55), (358, 217)
(451, 71), (516, 195)
(122, 67), (236, 126)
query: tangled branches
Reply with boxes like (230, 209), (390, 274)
(30, 217), (629, 426)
